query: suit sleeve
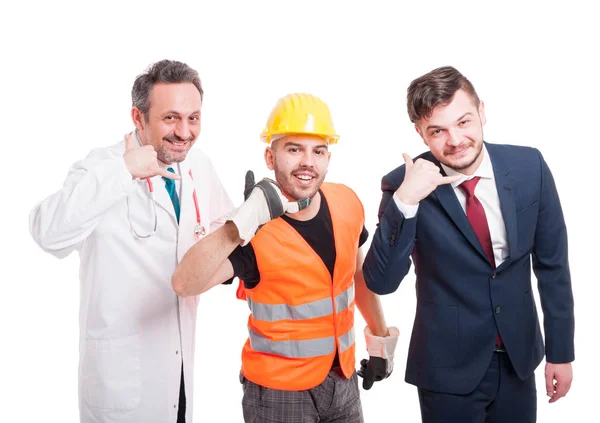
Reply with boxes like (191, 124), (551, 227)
(362, 170), (418, 295)
(532, 150), (574, 363)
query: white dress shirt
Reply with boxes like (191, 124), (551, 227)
(394, 145), (509, 267)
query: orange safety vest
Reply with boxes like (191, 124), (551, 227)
(237, 182), (364, 391)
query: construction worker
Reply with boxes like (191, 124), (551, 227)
(172, 93), (399, 422)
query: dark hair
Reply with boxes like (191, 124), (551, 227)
(407, 66), (479, 123)
(132, 60), (203, 121)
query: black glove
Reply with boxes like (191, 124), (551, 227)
(357, 357), (393, 390)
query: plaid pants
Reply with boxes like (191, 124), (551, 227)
(240, 367), (364, 423)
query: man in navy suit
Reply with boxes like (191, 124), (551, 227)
(363, 66), (574, 422)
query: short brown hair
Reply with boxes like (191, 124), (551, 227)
(132, 60), (203, 121)
(407, 66), (480, 123)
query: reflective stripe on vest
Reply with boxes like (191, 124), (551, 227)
(248, 325), (355, 358)
(339, 325), (355, 353)
(248, 285), (354, 322)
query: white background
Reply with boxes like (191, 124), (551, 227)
(1, 0), (598, 421)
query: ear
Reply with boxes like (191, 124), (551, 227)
(323, 151), (331, 177)
(131, 107), (146, 133)
(320, 150), (331, 177)
(478, 100), (487, 126)
(415, 124), (429, 147)
(264, 146), (275, 171)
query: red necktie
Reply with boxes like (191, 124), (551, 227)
(458, 177), (503, 347)
(458, 177), (495, 267)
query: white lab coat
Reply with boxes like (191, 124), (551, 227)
(29, 138), (234, 423)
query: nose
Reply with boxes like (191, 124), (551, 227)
(299, 150), (315, 168)
(446, 128), (462, 146)
(174, 119), (192, 141)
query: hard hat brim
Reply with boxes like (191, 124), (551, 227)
(261, 132), (339, 145)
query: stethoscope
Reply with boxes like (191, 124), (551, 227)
(126, 162), (206, 240)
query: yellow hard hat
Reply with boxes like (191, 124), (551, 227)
(260, 93), (339, 144)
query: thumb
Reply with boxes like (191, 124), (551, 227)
(124, 132), (136, 151)
(402, 153), (414, 171)
(244, 170), (255, 201)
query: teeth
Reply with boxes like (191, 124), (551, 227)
(296, 175), (312, 180)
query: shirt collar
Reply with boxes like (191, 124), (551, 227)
(440, 144), (493, 188)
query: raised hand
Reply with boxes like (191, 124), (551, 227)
(123, 132), (180, 180)
(231, 170), (310, 245)
(395, 153), (461, 205)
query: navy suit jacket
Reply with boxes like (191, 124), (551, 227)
(363, 143), (574, 394)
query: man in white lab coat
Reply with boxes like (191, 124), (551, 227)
(29, 59), (233, 423)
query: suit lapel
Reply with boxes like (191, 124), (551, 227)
(428, 144), (518, 269)
(432, 174), (491, 264)
(487, 144), (517, 268)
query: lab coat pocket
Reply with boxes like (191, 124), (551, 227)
(83, 334), (141, 410)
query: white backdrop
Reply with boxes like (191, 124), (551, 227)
(1, 0), (597, 422)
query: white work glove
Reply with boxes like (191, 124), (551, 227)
(357, 326), (400, 390)
(230, 170), (310, 246)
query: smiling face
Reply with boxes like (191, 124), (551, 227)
(265, 134), (331, 201)
(416, 89), (486, 175)
(131, 82), (202, 164)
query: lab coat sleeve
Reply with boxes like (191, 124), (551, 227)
(29, 147), (135, 258)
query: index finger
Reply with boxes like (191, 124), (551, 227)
(545, 370), (555, 400)
(551, 379), (569, 403)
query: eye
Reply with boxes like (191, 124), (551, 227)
(165, 115), (177, 121)
(289, 147), (299, 153)
(459, 120), (470, 126)
(430, 129), (443, 136)
(315, 149), (326, 155)
(189, 115), (200, 122)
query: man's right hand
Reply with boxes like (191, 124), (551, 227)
(123, 132), (180, 180)
(230, 170), (310, 246)
(395, 153), (461, 205)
